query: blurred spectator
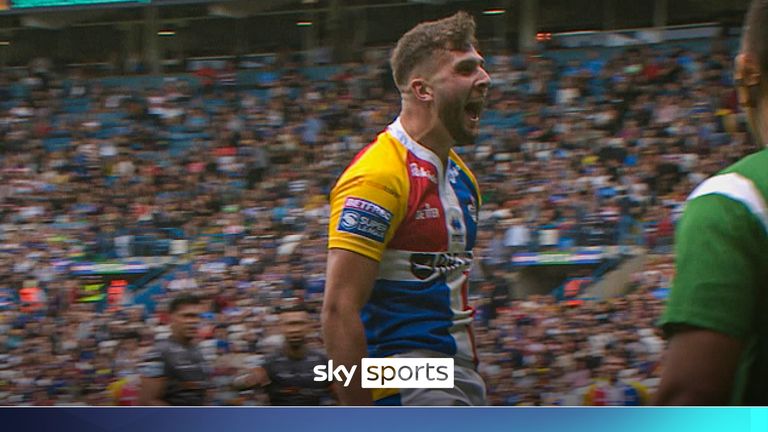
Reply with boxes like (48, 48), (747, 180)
(582, 356), (649, 406)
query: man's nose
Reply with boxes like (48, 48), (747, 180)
(477, 68), (491, 93)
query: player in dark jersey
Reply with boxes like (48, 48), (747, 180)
(234, 304), (335, 405)
(138, 294), (211, 405)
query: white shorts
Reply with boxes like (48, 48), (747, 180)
(375, 350), (487, 406)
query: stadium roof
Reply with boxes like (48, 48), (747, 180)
(0, 0), (753, 67)
(0, 0), (753, 29)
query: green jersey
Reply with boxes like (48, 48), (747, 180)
(660, 148), (768, 405)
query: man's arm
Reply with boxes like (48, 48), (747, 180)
(322, 248), (378, 406)
(137, 349), (169, 406)
(138, 376), (169, 406)
(232, 366), (270, 390)
(654, 325), (743, 405)
(656, 193), (760, 405)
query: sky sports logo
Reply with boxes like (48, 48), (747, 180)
(313, 358), (454, 388)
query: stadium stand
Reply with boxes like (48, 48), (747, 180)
(0, 2), (753, 404)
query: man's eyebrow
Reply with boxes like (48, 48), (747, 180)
(456, 57), (485, 68)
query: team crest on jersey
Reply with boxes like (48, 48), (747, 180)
(338, 197), (393, 243)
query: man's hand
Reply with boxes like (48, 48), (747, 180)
(233, 367), (270, 390)
(322, 248), (378, 406)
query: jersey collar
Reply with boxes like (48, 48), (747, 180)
(387, 117), (450, 173)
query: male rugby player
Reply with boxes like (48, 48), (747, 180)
(656, 0), (768, 405)
(138, 294), (210, 405)
(234, 304), (335, 405)
(322, 11), (490, 406)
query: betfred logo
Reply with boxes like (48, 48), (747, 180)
(338, 197), (393, 243)
(343, 197), (393, 222)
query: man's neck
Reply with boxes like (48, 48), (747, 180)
(283, 343), (306, 360)
(171, 332), (191, 347)
(399, 106), (453, 168)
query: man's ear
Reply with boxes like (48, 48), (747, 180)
(735, 53), (761, 108)
(410, 78), (433, 102)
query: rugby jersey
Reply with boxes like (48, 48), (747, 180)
(328, 117), (482, 367)
(660, 148), (768, 404)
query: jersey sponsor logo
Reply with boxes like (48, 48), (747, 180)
(409, 163), (437, 184)
(343, 197), (393, 221)
(338, 197), (393, 243)
(341, 211), (360, 228)
(409, 252), (473, 280)
(415, 203), (440, 220)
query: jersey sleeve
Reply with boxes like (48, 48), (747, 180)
(262, 353), (277, 381)
(659, 194), (764, 339)
(328, 143), (407, 262)
(138, 347), (167, 379)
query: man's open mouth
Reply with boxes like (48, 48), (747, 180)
(465, 101), (484, 121)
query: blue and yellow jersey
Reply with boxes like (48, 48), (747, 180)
(329, 117), (482, 367)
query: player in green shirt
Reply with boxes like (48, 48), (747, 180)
(656, 0), (768, 405)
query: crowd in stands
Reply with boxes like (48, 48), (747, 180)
(0, 38), (753, 405)
(473, 255), (673, 405)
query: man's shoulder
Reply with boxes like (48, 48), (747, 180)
(687, 158), (768, 238)
(263, 350), (285, 364)
(266, 348), (327, 364)
(449, 150), (481, 200)
(719, 149), (768, 192)
(724, 148), (768, 170)
(331, 130), (410, 202)
(448, 149), (477, 175)
(304, 348), (329, 364)
(148, 339), (170, 355)
(139, 341), (170, 377)
(142, 339), (177, 361)
(341, 130), (409, 178)
(690, 149), (768, 209)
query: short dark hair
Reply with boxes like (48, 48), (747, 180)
(744, 0), (768, 72)
(390, 11), (478, 90)
(169, 293), (201, 314)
